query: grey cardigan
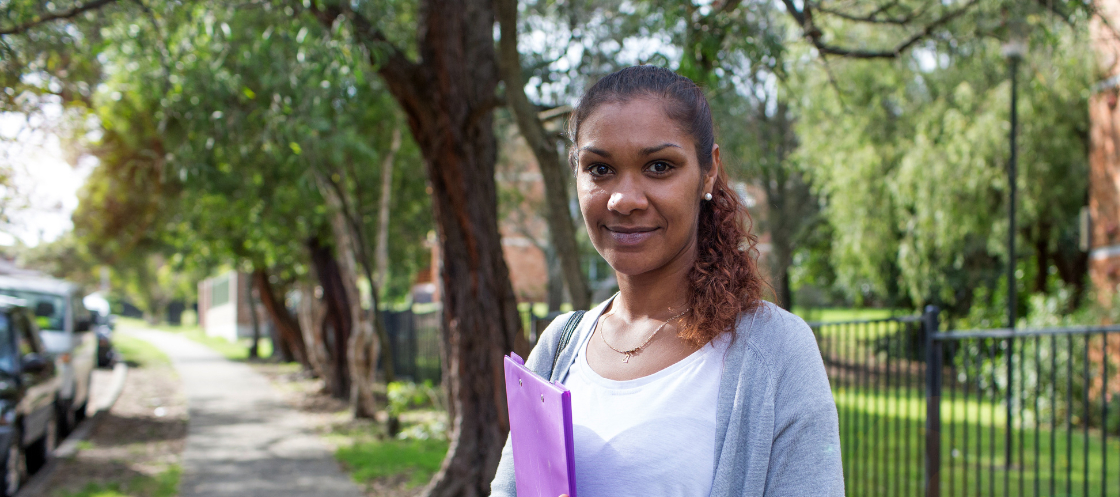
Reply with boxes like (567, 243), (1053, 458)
(490, 299), (845, 496)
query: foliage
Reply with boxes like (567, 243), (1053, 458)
(387, 380), (444, 416)
(793, 18), (1092, 314)
(17, 233), (101, 289)
(33, 1), (434, 309)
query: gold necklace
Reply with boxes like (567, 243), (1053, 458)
(599, 307), (689, 363)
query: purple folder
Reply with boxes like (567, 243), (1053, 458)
(504, 352), (577, 497)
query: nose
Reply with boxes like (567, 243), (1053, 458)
(606, 176), (648, 215)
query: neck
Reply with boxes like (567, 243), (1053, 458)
(610, 239), (696, 321)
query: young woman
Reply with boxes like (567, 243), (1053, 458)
(491, 66), (843, 496)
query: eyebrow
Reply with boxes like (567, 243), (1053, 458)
(578, 146), (612, 158)
(639, 143), (683, 155)
(578, 143), (683, 159)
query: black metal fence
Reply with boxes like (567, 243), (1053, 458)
(813, 313), (930, 495)
(812, 308), (1120, 496)
(383, 307), (443, 384)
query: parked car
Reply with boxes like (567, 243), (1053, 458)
(82, 293), (116, 368)
(0, 298), (62, 496)
(0, 277), (96, 436)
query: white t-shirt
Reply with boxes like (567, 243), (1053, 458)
(561, 320), (731, 497)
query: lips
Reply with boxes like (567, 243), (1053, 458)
(604, 225), (658, 245)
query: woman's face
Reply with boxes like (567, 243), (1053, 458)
(574, 97), (719, 278)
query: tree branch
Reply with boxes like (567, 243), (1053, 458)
(788, 0), (979, 59)
(313, 4), (416, 82)
(811, 1), (926, 26)
(0, 0), (120, 36)
(496, 0), (591, 310)
(716, 0), (744, 15)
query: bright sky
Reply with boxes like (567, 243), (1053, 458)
(0, 108), (95, 247)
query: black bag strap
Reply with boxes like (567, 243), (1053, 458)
(550, 310), (586, 378)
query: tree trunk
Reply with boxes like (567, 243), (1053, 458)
(268, 322), (292, 362)
(768, 228), (795, 310)
(495, 0), (590, 311)
(1033, 225), (1050, 294)
(328, 208), (381, 419)
(307, 237), (353, 400)
(754, 98), (811, 313)
(315, 1), (529, 494)
(253, 269), (309, 368)
(246, 274), (261, 360)
(375, 128), (402, 291)
(296, 280), (331, 381)
(315, 157), (398, 422)
(546, 246), (563, 312)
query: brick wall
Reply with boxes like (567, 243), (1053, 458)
(1091, 1), (1120, 300)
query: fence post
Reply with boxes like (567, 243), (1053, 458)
(924, 305), (942, 497)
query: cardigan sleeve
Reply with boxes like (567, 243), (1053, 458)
(762, 314), (845, 496)
(490, 312), (574, 497)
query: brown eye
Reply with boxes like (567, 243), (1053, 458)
(587, 164), (613, 177)
(648, 161), (673, 174)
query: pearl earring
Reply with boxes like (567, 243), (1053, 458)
(704, 193), (713, 201)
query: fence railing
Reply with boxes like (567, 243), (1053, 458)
(812, 308), (1120, 497)
(812, 313), (930, 496)
(383, 307), (443, 384)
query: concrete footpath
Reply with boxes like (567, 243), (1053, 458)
(131, 329), (364, 497)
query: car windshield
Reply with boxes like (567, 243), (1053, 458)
(0, 289), (65, 331)
(0, 315), (15, 373)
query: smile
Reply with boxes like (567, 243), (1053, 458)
(604, 226), (659, 245)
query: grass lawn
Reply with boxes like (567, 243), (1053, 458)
(336, 438), (449, 488)
(117, 317), (274, 361)
(112, 333), (172, 368)
(794, 306), (906, 324)
(321, 407), (449, 490)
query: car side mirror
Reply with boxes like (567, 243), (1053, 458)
(21, 354), (48, 374)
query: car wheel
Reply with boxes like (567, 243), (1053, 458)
(78, 371), (93, 422)
(57, 401), (76, 438)
(26, 409), (56, 474)
(0, 427), (25, 497)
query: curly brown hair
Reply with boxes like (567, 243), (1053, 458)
(568, 65), (767, 345)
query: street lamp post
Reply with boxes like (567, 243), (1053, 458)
(1004, 38), (1023, 332)
(1001, 33), (1025, 473)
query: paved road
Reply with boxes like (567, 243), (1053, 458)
(131, 329), (364, 497)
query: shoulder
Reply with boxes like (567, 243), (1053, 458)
(523, 311), (581, 376)
(728, 301), (822, 381)
(735, 301), (817, 356)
